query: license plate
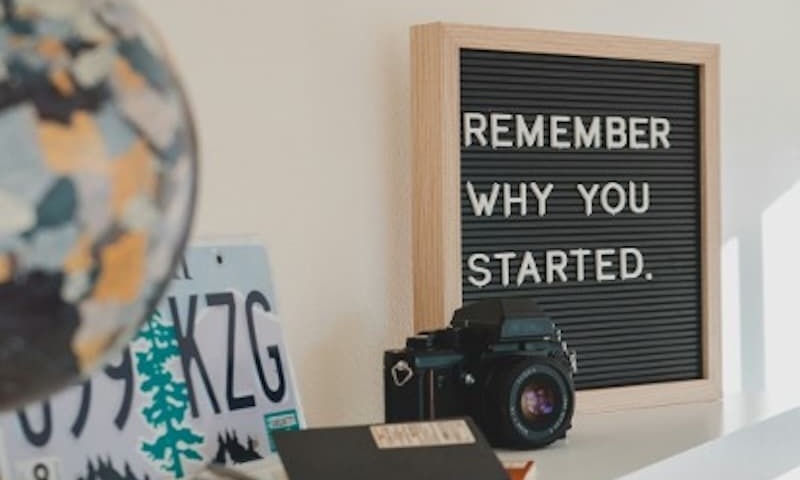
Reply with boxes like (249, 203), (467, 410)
(0, 242), (304, 479)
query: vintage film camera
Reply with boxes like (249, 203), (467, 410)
(384, 298), (577, 449)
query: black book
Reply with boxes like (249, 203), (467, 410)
(274, 418), (508, 480)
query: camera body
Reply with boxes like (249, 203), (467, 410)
(384, 298), (577, 449)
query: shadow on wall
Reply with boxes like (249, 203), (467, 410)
(724, 146), (800, 395)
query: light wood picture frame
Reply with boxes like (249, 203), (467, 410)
(411, 22), (720, 413)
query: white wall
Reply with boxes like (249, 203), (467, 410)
(136, 0), (800, 426)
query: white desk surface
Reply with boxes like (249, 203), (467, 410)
(241, 393), (800, 480)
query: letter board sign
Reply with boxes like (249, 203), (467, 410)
(411, 23), (720, 411)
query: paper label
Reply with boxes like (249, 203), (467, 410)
(370, 420), (476, 449)
(264, 410), (301, 452)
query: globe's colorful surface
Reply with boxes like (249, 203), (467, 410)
(0, 0), (196, 409)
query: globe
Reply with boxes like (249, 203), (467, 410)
(0, 0), (196, 410)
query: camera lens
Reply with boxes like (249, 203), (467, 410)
(486, 359), (574, 449)
(518, 376), (561, 430)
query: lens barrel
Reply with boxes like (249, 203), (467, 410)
(485, 358), (574, 449)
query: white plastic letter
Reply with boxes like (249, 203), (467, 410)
(516, 115), (544, 147)
(516, 251), (542, 286)
(577, 184), (600, 216)
(600, 182), (626, 216)
(467, 253), (492, 288)
(490, 113), (513, 148)
(493, 252), (518, 287)
(463, 112), (488, 147)
(546, 250), (568, 283)
(550, 115), (571, 149)
(503, 183), (527, 217)
(606, 116), (627, 149)
(569, 248), (591, 282)
(466, 182), (500, 217)
(651, 117), (671, 149)
(595, 249), (616, 282)
(620, 248), (644, 280)
(629, 117), (649, 149)
(629, 182), (650, 214)
(575, 116), (601, 149)
(529, 182), (554, 216)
